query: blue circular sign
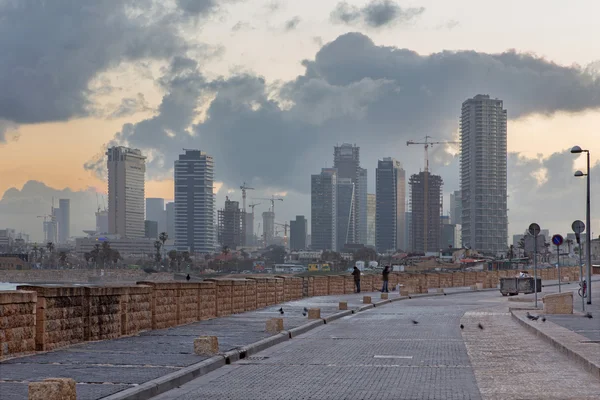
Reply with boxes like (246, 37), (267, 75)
(551, 234), (563, 246)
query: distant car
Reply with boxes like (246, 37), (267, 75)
(242, 270), (251, 274)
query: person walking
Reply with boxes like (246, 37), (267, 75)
(352, 266), (361, 293)
(381, 265), (390, 293)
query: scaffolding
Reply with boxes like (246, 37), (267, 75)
(409, 171), (443, 253)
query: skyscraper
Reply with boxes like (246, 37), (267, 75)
(57, 199), (70, 243)
(290, 216), (307, 250)
(146, 198), (166, 234)
(334, 144), (366, 245)
(311, 168), (337, 251)
(336, 178), (355, 251)
(460, 94), (508, 254)
(449, 190), (462, 225)
(217, 197), (242, 249)
(375, 158), (406, 253)
(165, 202), (175, 239)
(366, 194), (376, 247)
(410, 171), (443, 253)
(174, 149), (215, 253)
(106, 146), (146, 238)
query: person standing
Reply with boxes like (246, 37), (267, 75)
(381, 265), (390, 293)
(352, 266), (361, 293)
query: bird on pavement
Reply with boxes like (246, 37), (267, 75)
(585, 312), (593, 319)
(411, 320), (419, 325)
(302, 311), (307, 317)
(477, 323), (484, 330)
(186, 274), (191, 281)
(541, 317), (546, 322)
(460, 324), (464, 329)
(526, 312), (539, 321)
(303, 307), (308, 313)
(279, 307), (284, 315)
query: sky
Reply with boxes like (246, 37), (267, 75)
(0, 0), (599, 243)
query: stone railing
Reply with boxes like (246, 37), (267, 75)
(0, 266), (583, 359)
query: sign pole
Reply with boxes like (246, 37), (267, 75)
(529, 223), (541, 309)
(557, 244), (561, 293)
(572, 221), (586, 312)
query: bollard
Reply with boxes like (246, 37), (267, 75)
(307, 308), (321, 319)
(363, 296), (371, 304)
(266, 318), (284, 333)
(29, 378), (76, 400)
(194, 336), (219, 356)
(339, 301), (348, 310)
(380, 293), (388, 300)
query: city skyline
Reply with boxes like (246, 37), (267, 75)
(0, 0), (599, 242)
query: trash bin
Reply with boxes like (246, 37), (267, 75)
(500, 278), (518, 296)
(518, 277), (542, 294)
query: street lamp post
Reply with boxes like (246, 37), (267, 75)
(571, 145), (592, 305)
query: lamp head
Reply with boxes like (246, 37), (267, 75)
(571, 145), (583, 154)
(574, 170), (585, 177)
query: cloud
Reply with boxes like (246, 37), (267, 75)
(0, 120), (19, 143)
(88, 32), (600, 234)
(232, 21), (254, 32)
(109, 94), (153, 119)
(284, 16), (301, 31)
(0, 0), (225, 129)
(0, 181), (98, 242)
(330, 0), (425, 28)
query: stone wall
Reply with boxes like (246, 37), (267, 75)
(2, 269), (174, 284)
(137, 282), (179, 330)
(0, 290), (36, 358)
(245, 280), (257, 311)
(84, 287), (123, 342)
(120, 286), (152, 336)
(179, 283), (200, 325)
(199, 281), (216, 320)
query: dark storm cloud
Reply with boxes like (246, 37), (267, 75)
(176, 0), (218, 16)
(0, 0), (220, 126)
(331, 0), (425, 28)
(91, 32), (600, 206)
(109, 94), (153, 119)
(285, 16), (301, 31)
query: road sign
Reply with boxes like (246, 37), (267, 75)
(528, 223), (541, 237)
(552, 234), (564, 246)
(572, 220), (586, 234)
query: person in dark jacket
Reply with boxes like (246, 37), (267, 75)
(352, 266), (361, 293)
(381, 266), (390, 293)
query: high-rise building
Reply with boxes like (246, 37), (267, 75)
(57, 199), (70, 243)
(262, 211), (275, 246)
(165, 202), (175, 239)
(146, 198), (166, 235)
(290, 215), (307, 250)
(405, 211), (412, 252)
(311, 168), (337, 251)
(449, 190), (462, 225)
(460, 94), (508, 254)
(174, 149), (215, 253)
(106, 146), (146, 238)
(366, 194), (376, 247)
(244, 212), (254, 246)
(218, 197), (243, 249)
(96, 209), (109, 234)
(333, 144), (367, 245)
(375, 158), (406, 253)
(336, 178), (355, 251)
(144, 220), (158, 239)
(410, 171), (443, 253)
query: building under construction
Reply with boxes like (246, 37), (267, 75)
(262, 211), (275, 246)
(409, 171), (443, 253)
(217, 197), (244, 249)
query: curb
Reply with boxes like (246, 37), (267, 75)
(323, 310), (353, 324)
(510, 310), (600, 380)
(238, 332), (290, 358)
(101, 356), (225, 400)
(288, 320), (323, 338)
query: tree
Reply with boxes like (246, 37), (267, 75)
(58, 251), (68, 267)
(154, 241), (162, 265)
(159, 232), (168, 263)
(168, 250), (178, 270)
(111, 250), (121, 267)
(221, 245), (230, 256)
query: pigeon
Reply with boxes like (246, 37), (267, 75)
(411, 320), (419, 325)
(302, 312), (307, 317)
(526, 312), (539, 321)
(303, 307), (308, 313)
(477, 323), (484, 330)
(541, 317), (546, 322)
(460, 324), (464, 330)
(279, 307), (284, 315)
(585, 312), (593, 319)
(186, 274), (191, 281)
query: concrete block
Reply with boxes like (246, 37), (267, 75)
(308, 308), (321, 319)
(266, 318), (284, 333)
(475, 282), (484, 290)
(380, 293), (388, 299)
(29, 378), (76, 400)
(399, 289), (409, 297)
(339, 301), (348, 310)
(194, 336), (219, 356)
(543, 292), (573, 314)
(363, 296), (372, 304)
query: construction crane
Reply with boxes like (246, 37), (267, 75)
(275, 222), (290, 247)
(248, 203), (261, 214)
(254, 196), (284, 214)
(406, 136), (459, 253)
(239, 182), (255, 211)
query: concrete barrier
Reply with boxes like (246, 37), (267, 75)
(0, 290), (36, 358)
(363, 296), (372, 304)
(194, 336), (219, 355)
(308, 308), (321, 319)
(543, 292), (573, 314)
(339, 301), (348, 310)
(29, 378), (76, 400)
(266, 318), (284, 333)
(380, 293), (388, 299)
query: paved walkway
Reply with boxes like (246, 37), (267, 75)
(0, 290), (381, 400)
(155, 291), (600, 400)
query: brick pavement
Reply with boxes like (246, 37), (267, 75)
(0, 291), (378, 400)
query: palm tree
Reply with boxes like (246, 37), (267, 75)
(46, 242), (55, 267)
(58, 251), (68, 267)
(159, 232), (168, 264)
(32, 243), (39, 264)
(154, 240), (162, 266)
(168, 250), (178, 270)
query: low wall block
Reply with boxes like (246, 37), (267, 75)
(339, 301), (348, 310)
(266, 318), (284, 333)
(194, 336), (219, 355)
(0, 290), (37, 358)
(363, 296), (371, 304)
(543, 292), (573, 314)
(28, 378), (76, 400)
(308, 308), (321, 319)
